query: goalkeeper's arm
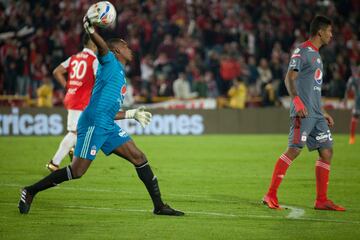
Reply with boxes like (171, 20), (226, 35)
(83, 12), (109, 56)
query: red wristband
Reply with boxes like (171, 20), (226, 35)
(293, 96), (305, 112)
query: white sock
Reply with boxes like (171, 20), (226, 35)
(52, 132), (77, 165)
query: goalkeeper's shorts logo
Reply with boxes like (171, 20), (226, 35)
(90, 145), (97, 156)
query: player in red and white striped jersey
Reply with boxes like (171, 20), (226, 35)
(46, 35), (98, 171)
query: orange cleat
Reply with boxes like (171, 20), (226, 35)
(314, 199), (346, 211)
(263, 194), (281, 209)
(349, 137), (355, 145)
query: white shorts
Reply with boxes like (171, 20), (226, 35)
(67, 109), (83, 131)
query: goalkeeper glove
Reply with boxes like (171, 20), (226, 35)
(125, 106), (152, 128)
(83, 7), (100, 34)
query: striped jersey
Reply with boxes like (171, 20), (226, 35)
(288, 40), (324, 118)
(81, 51), (127, 130)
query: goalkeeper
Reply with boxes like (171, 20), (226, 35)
(18, 9), (184, 216)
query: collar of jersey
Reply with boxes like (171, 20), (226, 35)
(83, 48), (96, 57)
(302, 40), (319, 52)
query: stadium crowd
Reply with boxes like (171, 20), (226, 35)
(0, 0), (359, 108)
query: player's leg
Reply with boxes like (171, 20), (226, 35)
(101, 126), (184, 216)
(47, 110), (82, 171)
(308, 119), (345, 211)
(263, 117), (313, 209)
(349, 111), (359, 144)
(19, 157), (91, 214)
(19, 125), (98, 214)
(111, 141), (184, 216)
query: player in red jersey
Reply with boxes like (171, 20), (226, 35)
(263, 16), (345, 211)
(46, 35), (98, 171)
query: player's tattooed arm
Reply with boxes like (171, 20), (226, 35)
(52, 65), (67, 88)
(285, 70), (308, 117)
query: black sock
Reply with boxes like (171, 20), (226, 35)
(26, 166), (74, 195)
(135, 162), (164, 209)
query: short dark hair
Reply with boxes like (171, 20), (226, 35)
(106, 38), (127, 51)
(310, 15), (332, 36)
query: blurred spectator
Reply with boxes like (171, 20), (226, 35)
(173, 72), (197, 99)
(37, 76), (53, 107)
(329, 70), (346, 98)
(220, 54), (241, 94)
(228, 78), (247, 109)
(0, 0), (359, 107)
(204, 71), (219, 98)
(31, 55), (47, 98)
(156, 74), (172, 97)
(140, 54), (154, 96)
(262, 82), (276, 107)
(257, 58), (272, 95)
(246, 56), (259, 97)
(4, 47), (17, 95)
(193, 76), (208, 98)
(16, 47), (31, 96)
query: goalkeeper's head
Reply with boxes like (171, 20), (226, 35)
(106, 38), (133, 64)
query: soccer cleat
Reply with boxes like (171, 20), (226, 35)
(349, 137), (355, 145)
(262, 194), (280, 209)
(68, 147), (74, 162)
(46, 160), (59, 172)
(314, 199), (346, 211)
(18, 188), (35, 214)
(153, 204), (185, 216)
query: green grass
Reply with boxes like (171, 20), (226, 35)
(0, 135), (359, 239)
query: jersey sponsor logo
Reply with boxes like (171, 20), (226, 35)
(314, 68), (323, 84)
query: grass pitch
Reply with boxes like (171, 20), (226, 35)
(1, 135), (359, 239)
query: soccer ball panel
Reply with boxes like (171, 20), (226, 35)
(87, 1), (116, 28)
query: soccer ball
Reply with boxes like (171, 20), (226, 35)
(87, 1), (117, 28)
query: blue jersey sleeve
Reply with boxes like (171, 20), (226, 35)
(98, 51), (116, 65)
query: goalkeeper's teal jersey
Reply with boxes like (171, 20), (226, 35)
(79, 51), (127, 130)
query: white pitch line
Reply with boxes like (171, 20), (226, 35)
(281, 205), (305, 219)
(3, 183), (360, 224)
(2, 202), (360, 224)
(1, 183), (239, 204)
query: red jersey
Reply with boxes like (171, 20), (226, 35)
(61, 48), (98, 110)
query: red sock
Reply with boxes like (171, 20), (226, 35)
(350, 117), (358, 139)
(267, 154), (293, 196)
(315, 159), (330, 202)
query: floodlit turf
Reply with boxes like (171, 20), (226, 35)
(1, 135), (359, 239)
